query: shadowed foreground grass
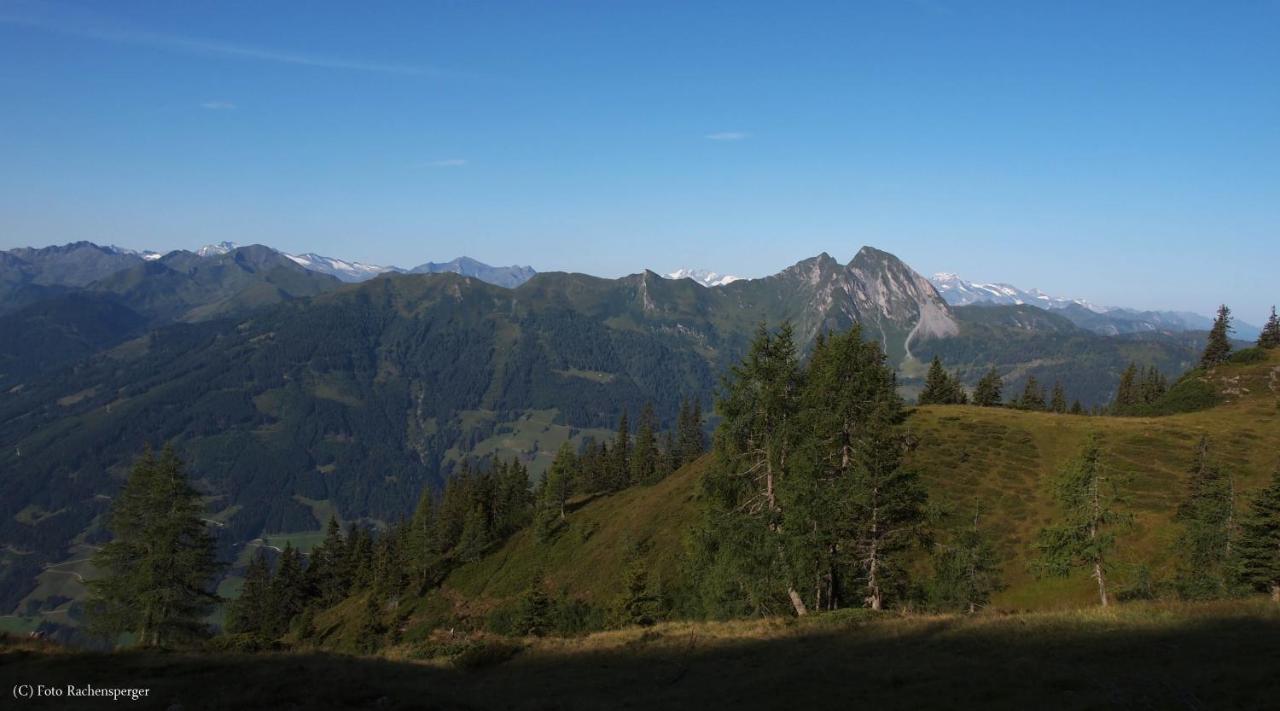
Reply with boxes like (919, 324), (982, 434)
(3, 600), (1280, 710)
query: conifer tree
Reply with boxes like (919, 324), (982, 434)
(1016, 376), (1046, 411)
(972, 368), (1003, 407)
(1200, 304), (1233, 368)
(310, 517), (349, 604)
(1033, 435), (1130, 606)
(918, 356), (953, 405)
(1173, 436), (1234, 600)
(660, 430), (679, 477)
(268, 544), (307, 635)
(791, 326), (923, 612)
(678, 399), (706, 464)
(348, 527), (375, 589)
(371, 533), (404, 599)
(611, 411), (631, 490)
(86, 446), (222, 647)
(405, 491), (438, 591)
(1140, 366), (1168, 405)
(1050, 381), (1068, 414)
(932, 502), (1003, 613)
(495, 458), (534, 536)
(454, 505), (491, 562)
(542, 443), (575, 522)
(696, 322), (806, 615)
(1259, 306), (1280, 349)
(1070, 400), (1085, 415)
(919, 356), (966, 405)
(1236, 467), (1280, 602)
(1113, 363), (1139, 412)
(613, 561), (661, 627)
(356, 595), (384, 654)
(226, 551), (272, 635)
(514, 573), (551, 636)
(632, 403), (659, 484)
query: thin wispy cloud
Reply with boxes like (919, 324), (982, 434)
(200, 101), (236, 111)
(427, 159), (468, 167)
(0, 3), (437, 76)
(706, 131), (750, 141)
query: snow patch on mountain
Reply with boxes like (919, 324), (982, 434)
(196, 241), (239, 257)
(666, 268), (742, 287)
(930, 273), (1104, 312)
(285, 253), (397, 283)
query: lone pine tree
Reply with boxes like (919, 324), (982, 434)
(1200, 304), (1234, 368)
(1259, 306), (1280, 349)
(86, 446), (222, 647)
(1034, 435), (1130, 607)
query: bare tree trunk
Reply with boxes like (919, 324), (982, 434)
(866, 540), (882, 611)
(788, 588), (809, 616)
(1095, 561), (1109, 607)
(1271, 583), (1279, 603)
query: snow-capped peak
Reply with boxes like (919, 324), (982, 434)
(197, 241), (239, 257)
(667, 268), (742, 287)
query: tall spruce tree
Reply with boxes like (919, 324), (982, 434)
(1173, 436), (1234, 599)
(542, 443), (575, 522)
(632, 403), (659, 484)
(1259, 306), (1280, 349)
(405, 491), (438, 591)
(86, 446), (222, 647)
(226, 551), (272, 635)
(694, 322), (806, 616)
(1016, 376), (1046, 411)
(932, 502), (1003, 613)
(1113, 363), (1139, 412)
(1050, 381), (1068, 414)
(1200, 304), (1233, 368)
(1033, 435), (1130, 607)
(972, 368), (1003, 407)
(611, 411), (631, 490)
(1140, 366), (1168, 405)
(268, 544), (307, 635)
(678, 399), (706, 464)
(918, 356), (953, 405)
(796, 327), (925, 611)
(309, 517), (349, 604)
(1236, 467), (1280, 602)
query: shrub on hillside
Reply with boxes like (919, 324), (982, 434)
(1126, 371), (1220, 416)
(1228, 347), (1268, 364)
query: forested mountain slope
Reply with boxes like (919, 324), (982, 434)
(312, 350), (1280, 646)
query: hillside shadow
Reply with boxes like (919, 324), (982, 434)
(4, 610), (1279, 710)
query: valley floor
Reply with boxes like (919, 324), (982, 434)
(3, 600), (1279, 710)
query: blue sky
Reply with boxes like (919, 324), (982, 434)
(1, 1), (1277, 321)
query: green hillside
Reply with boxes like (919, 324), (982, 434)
(319, 349), (1279, 644)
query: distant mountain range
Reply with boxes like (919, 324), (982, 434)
(929, 272), (1259, 339)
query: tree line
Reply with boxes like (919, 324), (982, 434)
(918, 356), (1083, 413)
